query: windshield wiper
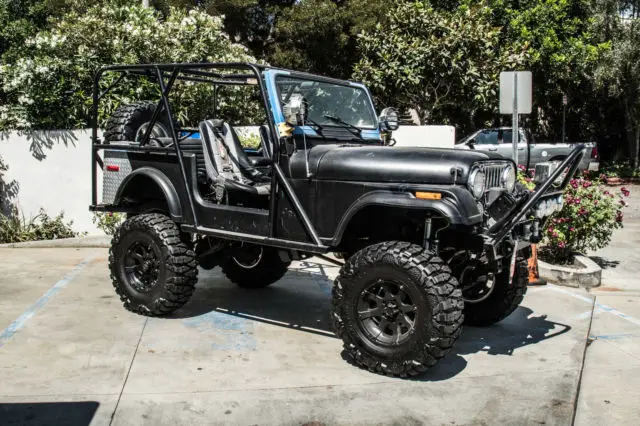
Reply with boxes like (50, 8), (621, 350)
(323, 114), (363, 138)
(304, 118), (324, 131)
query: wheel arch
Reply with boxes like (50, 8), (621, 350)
(114, 167), (183, 222)
(330, 190), (479, 247)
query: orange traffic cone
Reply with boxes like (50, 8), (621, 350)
(528, 244), (547, 286)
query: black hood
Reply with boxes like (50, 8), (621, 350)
(289, 144), (506, 184)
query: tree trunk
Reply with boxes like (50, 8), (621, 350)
(634, 122), (640, 169)
(142, 0), (150, 7)
(623, 97), (638, 166)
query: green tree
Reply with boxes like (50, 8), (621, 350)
(594, 1), (640, 167)
(201, 0), (296, 59)
(268, 0), (387, 78)
(0, 3), (257, 131)
(354, 1), (526, 132)
(497, 0), (606, 141)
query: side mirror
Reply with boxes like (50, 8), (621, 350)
(379, 107), (399, 131)
(282, 93), (307, 126)
(466, 138), (476, 147)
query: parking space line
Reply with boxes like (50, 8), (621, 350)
(0, 255), (96, 347)
(544, 285), (640, 327)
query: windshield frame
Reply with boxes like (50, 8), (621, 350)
(272, 73), (379, 131)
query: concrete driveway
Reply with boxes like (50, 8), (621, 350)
(3, 184), (640, 426)
(0, 246), (604, 425)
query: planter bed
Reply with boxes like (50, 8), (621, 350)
(538, 253), (602, 288)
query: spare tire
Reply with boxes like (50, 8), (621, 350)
(104, 101), (173, 144)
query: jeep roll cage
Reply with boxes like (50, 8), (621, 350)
(89, 62), (586, 259)
(91, 62), (334, 253)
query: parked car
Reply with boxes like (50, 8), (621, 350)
(456, 127), (598, 171)
(90, 63), (585, 377)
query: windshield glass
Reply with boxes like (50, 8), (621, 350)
(275, 76), (377, 129)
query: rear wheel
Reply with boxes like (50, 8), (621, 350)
(332, 241), (464, 377)
(109, 213), (197, 316)
(221, 245), (290, 288)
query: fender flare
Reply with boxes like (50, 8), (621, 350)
(330, 190), (482, 246)
(114, 167), (183, 222)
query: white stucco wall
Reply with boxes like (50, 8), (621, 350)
(0, 129), (103, 234)
(392, 125), (456, 148)
(0, 125), (455, 236)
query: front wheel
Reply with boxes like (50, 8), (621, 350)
(332, 241), (464, 377)
(221, 245), (290, 288)
(451, 252), (528, 326)
(109, 213), (198, 316)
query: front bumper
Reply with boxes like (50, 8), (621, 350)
(484, 144), (586, 250)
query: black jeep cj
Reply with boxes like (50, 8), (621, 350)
(90, 62), (584, 377)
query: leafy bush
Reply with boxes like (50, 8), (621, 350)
(0, 208), (83, 243)
(596, 161), (640, 179)
(92, 212), (125, 236)
(0, 153), (18, 215)
(0, 4), (258, 131)
(517, 165), (535, 191)
(542, 175), (630, 263)
(235, 128), (262, 150)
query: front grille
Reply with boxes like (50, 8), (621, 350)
(482, 163), (506, 190)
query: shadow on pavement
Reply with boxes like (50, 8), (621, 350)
(456, 307), (572, 356)
(590, 256), (620, 269)
(172, 266), (336, 338)
(172, 262), (572, 380)
(0, 401), (99, 426)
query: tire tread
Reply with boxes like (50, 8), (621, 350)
(108, 213), (197, 316)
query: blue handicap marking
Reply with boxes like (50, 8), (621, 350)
(182, 310), (257, 350)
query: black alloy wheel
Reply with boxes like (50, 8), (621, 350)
(356, 279), (418, 346)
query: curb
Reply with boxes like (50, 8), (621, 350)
(604, 177), (640, 186)
(538, 254), (602, 289)
(0, 236), (110, 248)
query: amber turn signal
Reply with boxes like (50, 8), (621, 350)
(415, 191), (442, 200)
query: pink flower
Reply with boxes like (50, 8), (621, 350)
(621, 187), (630, 197)
(582, 181), (592, 188)
(570, 179), (578, 189)
(569, 227), (575, 232)
(620, 199), (628, 207)
(552, 232), (559, 238)
(604, 190), (610, 195)
(616, 211), (624, 223)
(594, 200), (599, 205)
(574, 198), (581, 205)
(558, 241), (566, 249)
(578, 207), (588, 216)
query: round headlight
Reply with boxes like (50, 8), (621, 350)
(501, 164), (516, 192)
(468, 169), (485, 199)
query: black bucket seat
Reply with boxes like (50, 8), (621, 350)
(199, 120), (271, 196)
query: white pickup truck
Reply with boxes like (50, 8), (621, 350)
(456, 127), (599, 171)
